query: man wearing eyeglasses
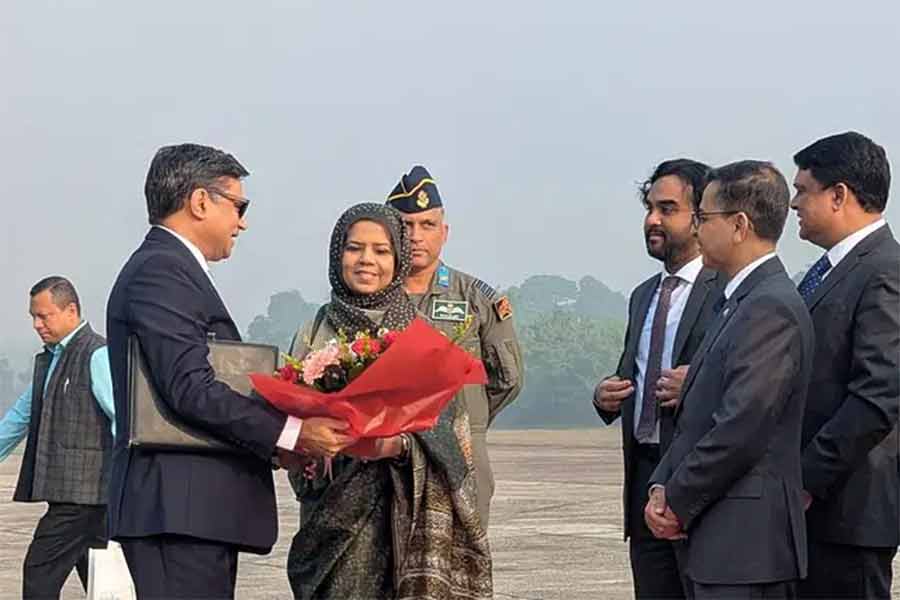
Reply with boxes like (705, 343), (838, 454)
(791, 132), (899, 600)
(105, 144), (357, 599)
(593, 159), (724, 599)
(647, 161), (815, 599)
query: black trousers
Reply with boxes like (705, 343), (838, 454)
(628, 442), (687, 599)
(798, 539), (896, 599)
(689, 580), (797, 599)
(23, 502), (107, 600)
(120, 534), (239, 600)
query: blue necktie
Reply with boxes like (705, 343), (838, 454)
(798, 254), (832, 302)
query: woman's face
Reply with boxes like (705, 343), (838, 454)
(342, 220), (396, 295)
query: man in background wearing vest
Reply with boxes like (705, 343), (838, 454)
(0, 276), (115, 599)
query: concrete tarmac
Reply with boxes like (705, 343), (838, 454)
(0, 428), (896, 599)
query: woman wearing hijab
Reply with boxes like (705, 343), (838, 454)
(285, 203), (491, 600)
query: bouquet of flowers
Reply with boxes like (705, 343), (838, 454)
(250, 317), (487, 439)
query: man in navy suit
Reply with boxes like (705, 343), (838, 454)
(106, 144), (356, 599)
(791, 132), (899, 599)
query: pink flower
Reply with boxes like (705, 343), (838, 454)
(301, 345), (341, 386)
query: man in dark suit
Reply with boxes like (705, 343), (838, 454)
(106, 144), (356, 599)
(790, 132), (899, 599)
(594, 159), (723, 598)
(647, 161), (815, 599)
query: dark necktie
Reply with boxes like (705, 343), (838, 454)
(798, 254), (832, 302)
(635, 276), (681, 441)
(712, 292), (727, 316)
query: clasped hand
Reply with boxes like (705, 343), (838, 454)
(644, 486), (687, 540)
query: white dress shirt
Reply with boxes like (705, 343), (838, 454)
(724, 252), (778, 300)
(633, 255), (704, 443)
(823, 219), (886, 279)
(153, 226), (303, 451)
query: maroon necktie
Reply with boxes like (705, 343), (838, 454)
(635, 276), (681, 441)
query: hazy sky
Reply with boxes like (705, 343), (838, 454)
(2, 1), (898, 359)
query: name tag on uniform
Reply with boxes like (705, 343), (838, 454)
(432, 299), (469, 322)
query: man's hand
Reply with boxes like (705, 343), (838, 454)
(801, 490), (813, 511)
(656, 365), (689, 409)
(593, 376), (634, 413)
(644, 486), (687, 540)
(342, 435), (404, 460)
(295, 417), (356, 458)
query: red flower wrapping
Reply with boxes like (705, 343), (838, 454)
(250, 318), (488, 438)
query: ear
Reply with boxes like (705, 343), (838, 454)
(442, 223), (450, 244)
(187, 188), (210, 220)
(831, 183), (850, 211)
(733, 212), (752, 243)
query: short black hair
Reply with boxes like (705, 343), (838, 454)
(30, 276), (81, 316)
(144, 143), (249, 224)
(640, 158), (711, 210)
(793, 131), (890, 213)
(706, 160), (790, 243)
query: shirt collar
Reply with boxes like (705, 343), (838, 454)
(826, 219), (886, 270)
(661, 255), (704, 286)
(154, 225), (210, 274)
(49, 321), (86, 354)
(724, 252), (777, 299)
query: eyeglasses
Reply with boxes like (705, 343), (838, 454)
(205, 187), (250, 219)
(691, 210), (741, 228)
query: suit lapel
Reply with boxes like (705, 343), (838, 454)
(675, 303), (736, 418)
(806, 225), (891, 310)
(675, 258), (783, 419)
(626, 276), (659, 364)
(672, 269), (715, 363)
(147, 228), (241, 339)
(620, 276), (659, 434)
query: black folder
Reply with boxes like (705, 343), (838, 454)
(126, 335), (277, 452)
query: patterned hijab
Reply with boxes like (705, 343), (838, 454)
(326, 203), (417, 335)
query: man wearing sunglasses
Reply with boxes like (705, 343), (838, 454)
(105, 144), (357, 599)
(647, 161), (815, 599)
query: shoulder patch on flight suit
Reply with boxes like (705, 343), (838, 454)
(494, 295), (513, 321)
(437, 264), (451, 288)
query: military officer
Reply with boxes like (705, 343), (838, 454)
(387, 165), (524, 530)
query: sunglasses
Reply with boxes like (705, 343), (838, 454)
(205, 187), (250, 219)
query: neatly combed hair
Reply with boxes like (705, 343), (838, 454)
(639, 158), (711, 210)
(707, 160), (790, 243)
(30, 276), (81, 316)
(144, 143), (249, 224)
(793, 131), (891, 213)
